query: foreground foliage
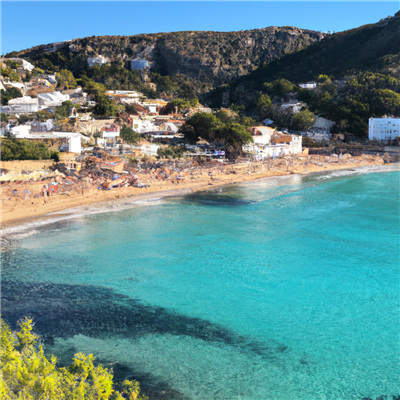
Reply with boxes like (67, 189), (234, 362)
(0, 318), (148, 400)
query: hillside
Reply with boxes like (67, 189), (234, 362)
(209, 11), (400, 106)
(6, 27), (324, 94)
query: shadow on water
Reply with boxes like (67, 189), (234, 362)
(1, 281), (286, 358)
(177, 189), (257, 207)
(2, 280), (289, 398)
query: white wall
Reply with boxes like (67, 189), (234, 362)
(290, 135), (303, 154)
(68, 136), (81, 153)
(11, 125), (31, 138)
(368, 118), (400, 141)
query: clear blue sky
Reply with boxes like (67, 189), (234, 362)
(1, 1), (399, 55)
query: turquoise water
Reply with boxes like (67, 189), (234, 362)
(2, 168), (400, 400)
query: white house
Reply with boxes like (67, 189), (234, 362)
(131, 118), (159, 134)
(10, 125), (31, 138)
(243, 134), (302, 160)
(312, 116), (335, 133)
(248, 126), (276, 145)
(38, 91), (69, 108)
(3, 97), (39, 113)
(299, 82), (317, 90)
(9, 130), (86, 153)
(243, 143), (287, 160)
(30, 119), (54, 132)
(368, 117), (400, 141)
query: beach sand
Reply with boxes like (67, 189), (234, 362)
(0, 154), (389, 233)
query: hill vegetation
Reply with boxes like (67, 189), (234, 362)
(206, 12), (400, 137)
(6, 27), (324, 97)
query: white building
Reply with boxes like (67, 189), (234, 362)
(368, 117), (400, 141)
(132, 117), (158, 134)
(2, 97), (39, 114)
(248, 126), (276, 145)
(38, 91), (69, 108)
(87, 55), (109, 67)
(312, 116), (335, 134)
(10, 125), (31, 138)
(299, 82), (317, 90)
(30, 119), (54, 132)
(243, 134), (302, 160)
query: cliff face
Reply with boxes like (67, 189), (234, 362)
(8, 27), (324, 91)
(204, 12), (400, 107)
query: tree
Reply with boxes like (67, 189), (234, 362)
(256, 94), (272, 118)
(93, 97), (118, 117)
(317, 74), (332, 85)
(1, 113), (8, 122)
(238, 115), (256, 127)
(181, 113), (222, 143)
(56, 69), (77, 89)
(215, 109), (239, 124)
(215, 122), (253, 161)
(369, 89), (400, 116)
(124, 104), (137, 115)
(160, 98), (199, 115)
(263, 79), (296, 97)
(54, 100), (73, 119)
(80, 76), (107, 100)
(1, 88), (22, 106)
(0, 318), (148, 400)
(0, 139), (54, 161)
(291, 110), (316, 131)
(120, 125), (140, 143)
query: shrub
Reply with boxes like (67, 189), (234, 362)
(0, 139), (53, 161)
(0, 318), (148, 400)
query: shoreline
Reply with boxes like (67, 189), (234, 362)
(2, 159), (398, 238)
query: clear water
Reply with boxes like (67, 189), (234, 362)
(2, 168), (400, 400)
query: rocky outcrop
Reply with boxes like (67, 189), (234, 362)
(8, 27), (324, 91)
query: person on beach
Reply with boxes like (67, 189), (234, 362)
(42, 185), (48, 204)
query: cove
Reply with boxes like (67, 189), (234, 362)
(2, 169), (400, 400)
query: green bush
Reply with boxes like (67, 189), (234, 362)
(0, 139), (53, 161)
(157, 145), (184, 159)
(1, 88), (22, 106)
(0, 318), (148, 400)
(120, 125), (140, 143)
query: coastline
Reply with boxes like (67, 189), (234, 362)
(1, 158), (398, 238)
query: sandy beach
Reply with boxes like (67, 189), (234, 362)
(1, 154), (394, 235)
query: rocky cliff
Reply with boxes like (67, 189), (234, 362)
(7, 27), (324, 91)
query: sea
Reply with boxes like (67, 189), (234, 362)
(2, 166), (399, 400)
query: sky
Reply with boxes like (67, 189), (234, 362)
(1, 1), (399, 55)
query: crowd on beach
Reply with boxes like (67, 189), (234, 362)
(1, 152), (392, 229)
